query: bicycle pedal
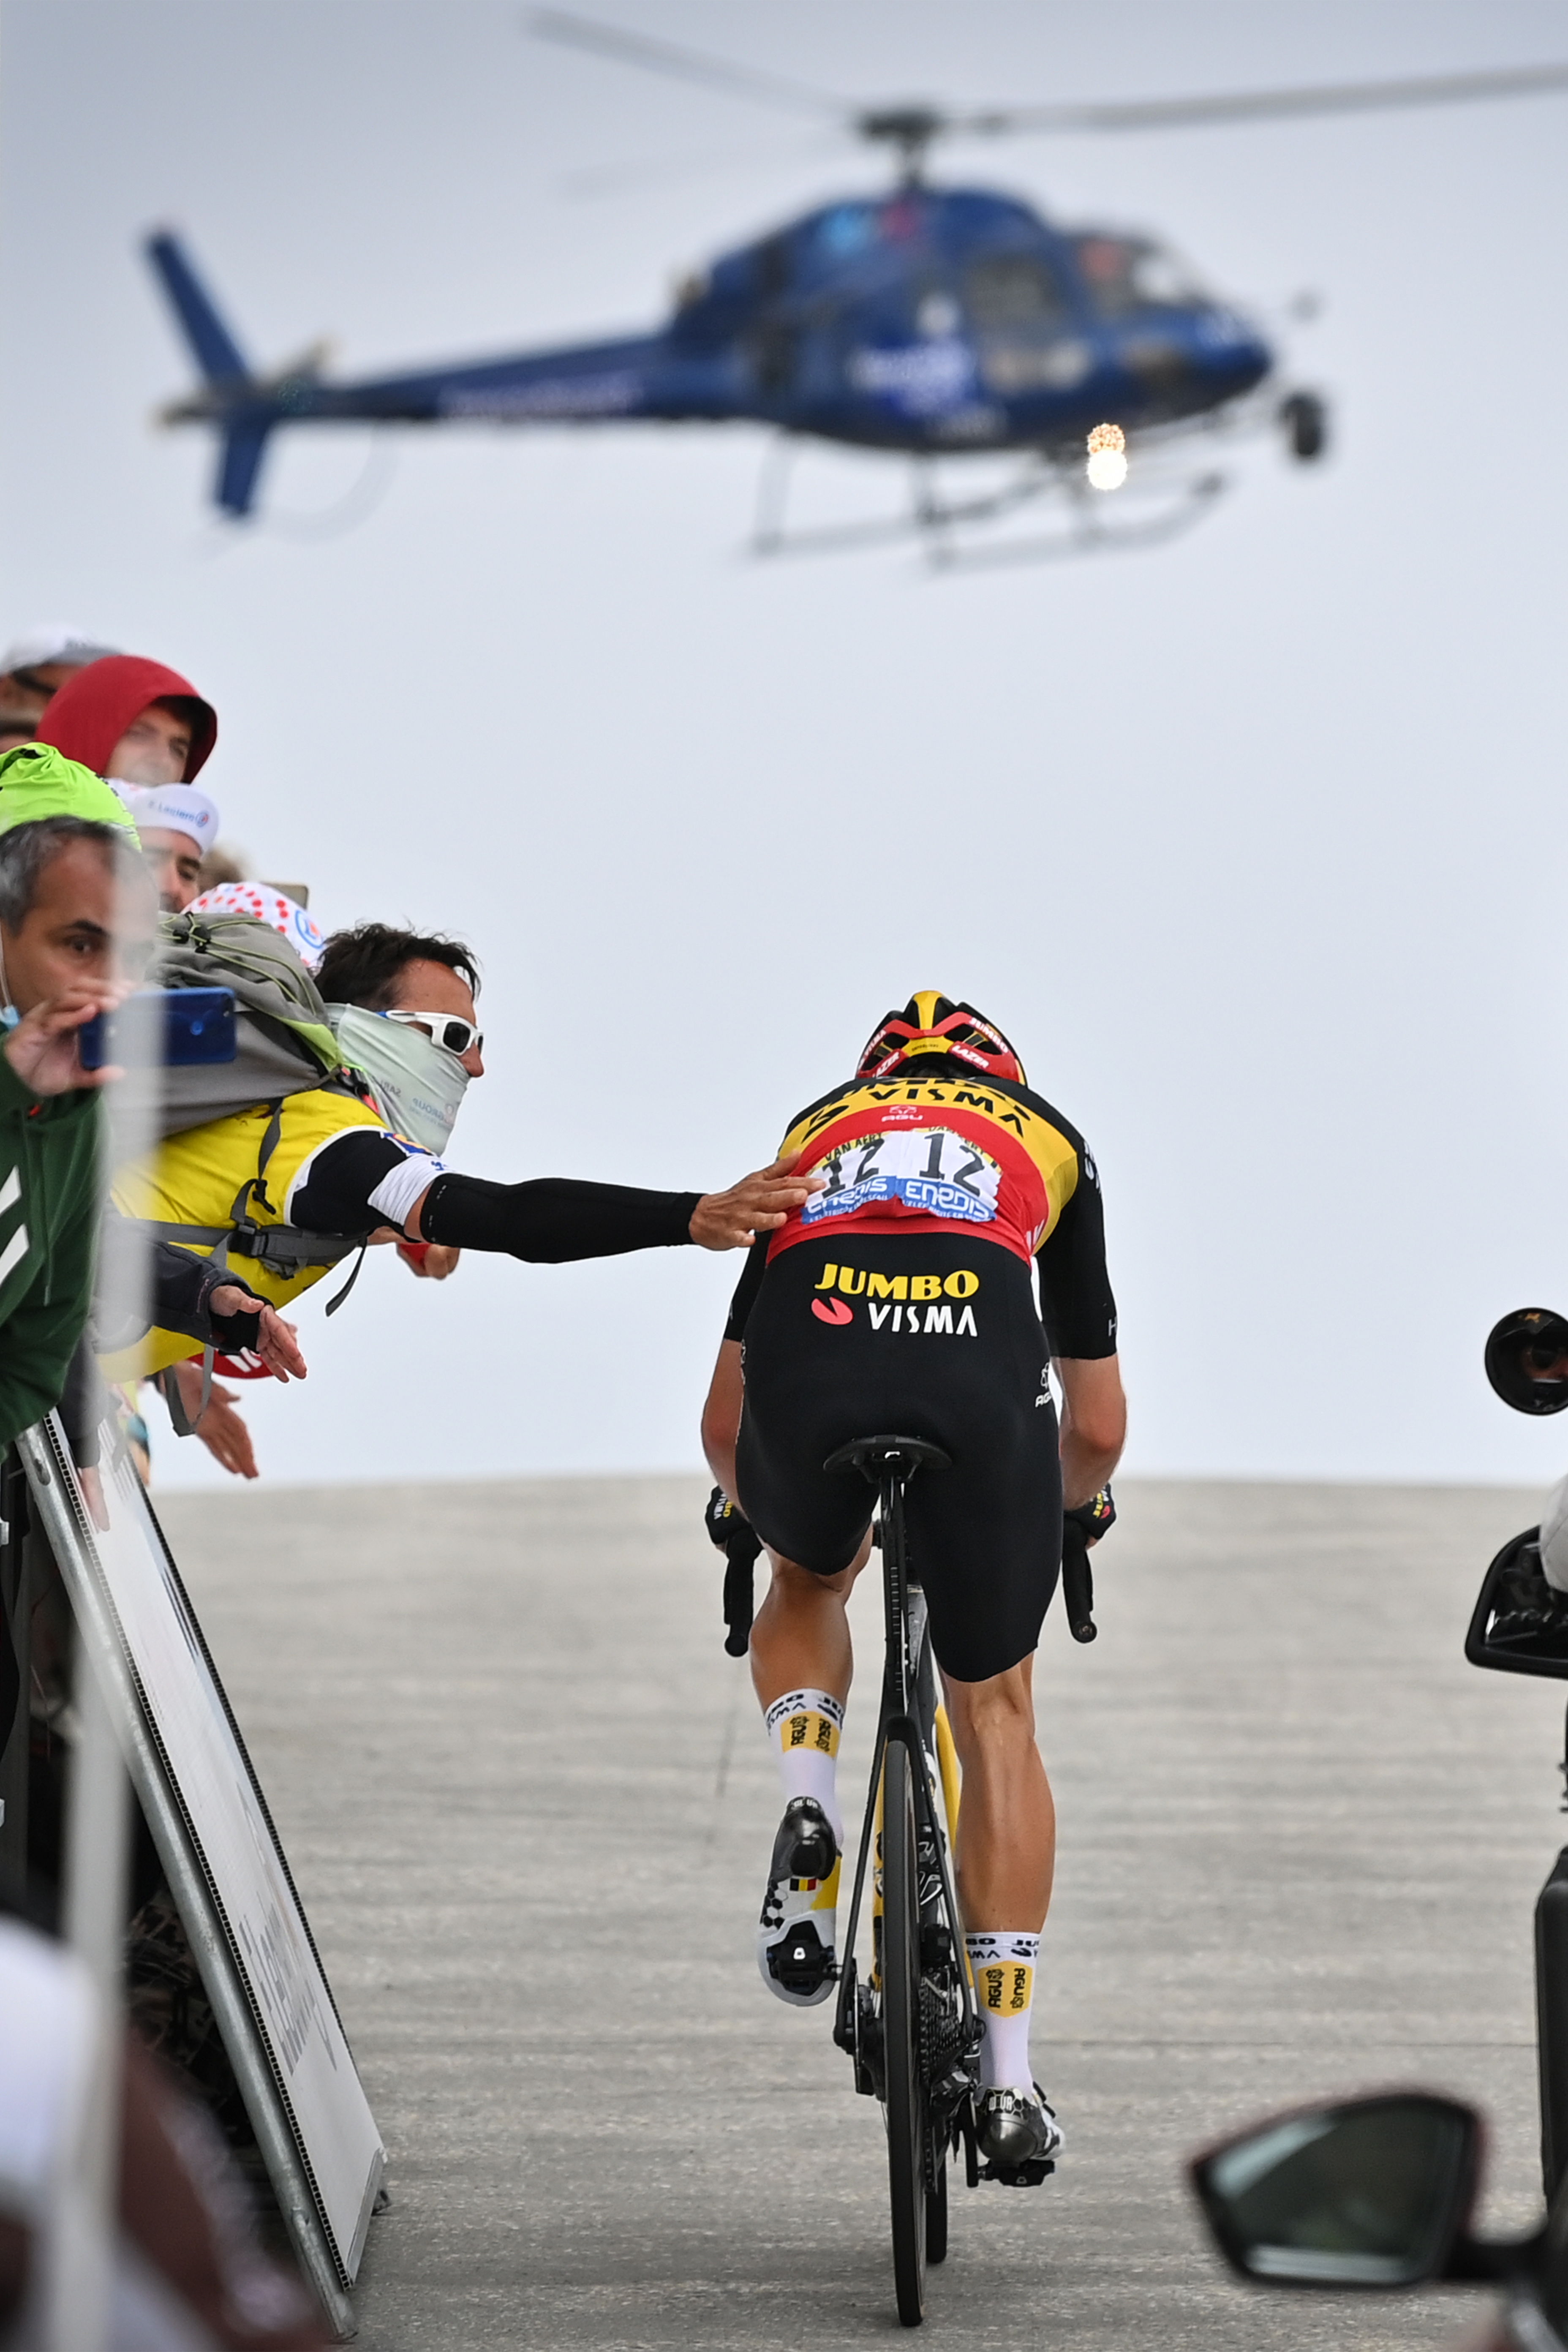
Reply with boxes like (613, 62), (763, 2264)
(980, 2157), (1056, 2187)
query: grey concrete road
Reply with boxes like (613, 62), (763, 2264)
(160, 1473), (1565, 2352)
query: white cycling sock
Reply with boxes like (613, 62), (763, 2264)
(764, 1687), (845, 1848)
(966, 1930), (1041, 2093)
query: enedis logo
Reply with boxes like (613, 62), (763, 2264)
(808, 1261), (980, 1336)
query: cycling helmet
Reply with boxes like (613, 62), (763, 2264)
(855, 992), (1026, 1085)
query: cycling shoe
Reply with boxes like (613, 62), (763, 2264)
(772, 1795), (838, 1882)
(758, 1798), (840, 2007)
(977, 2083), (1062, 2184)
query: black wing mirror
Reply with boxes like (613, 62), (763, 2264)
(1190, 2094), (1482, 2288)
(1486, 1309), (1568, 1416)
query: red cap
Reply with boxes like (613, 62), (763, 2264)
(34, 654), (217, 781)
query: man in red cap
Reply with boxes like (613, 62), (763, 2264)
(33, 654), (216, 788)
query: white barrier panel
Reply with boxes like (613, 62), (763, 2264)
(18, 1412), (383, 2335)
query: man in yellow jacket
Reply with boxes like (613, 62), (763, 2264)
(106, 915), (818, 1388)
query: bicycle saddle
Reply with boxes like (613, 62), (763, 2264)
(823, 1435), (952, 1481)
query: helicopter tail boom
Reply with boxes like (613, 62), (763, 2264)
(147, 229), (251, 385)
(147, 229), (296, 517)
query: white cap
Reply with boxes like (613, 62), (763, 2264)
(0, 623), (120, 675)
(116, 781), (221, 852)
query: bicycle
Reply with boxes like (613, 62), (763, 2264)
(823, 1434), (980, 2328)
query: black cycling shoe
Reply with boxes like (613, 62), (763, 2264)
(977, 2083), (1062, 2184)
(757, 1799), (840, 2008)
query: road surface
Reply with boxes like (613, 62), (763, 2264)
(161, 1472), (1560, 2351)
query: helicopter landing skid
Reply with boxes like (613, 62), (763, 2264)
(748, 441), (1229, 570)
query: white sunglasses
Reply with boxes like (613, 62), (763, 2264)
(384, 1008), (483, 1056)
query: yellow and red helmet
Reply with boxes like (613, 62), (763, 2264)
(855, 992), (1026, 1086)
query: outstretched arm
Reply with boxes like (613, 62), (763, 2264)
(287, 1130), (822, 1263)
(408, 1155), (819, 1261)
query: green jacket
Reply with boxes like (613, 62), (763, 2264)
(0, 1051), (101, 1450)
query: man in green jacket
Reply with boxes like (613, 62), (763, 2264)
(0, 743), (154, 1447)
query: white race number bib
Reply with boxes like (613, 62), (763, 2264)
(801, 1127), (1000, 1227)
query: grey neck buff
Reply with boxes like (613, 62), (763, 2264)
(328, 1004), (468, 1154)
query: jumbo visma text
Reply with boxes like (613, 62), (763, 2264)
(811, 1262), (981, 1335)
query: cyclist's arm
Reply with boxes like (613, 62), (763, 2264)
(702, 1342), (744, 1500)
(1054, 1354), (1126, 1509)
(699, 1236), (767, 1500)
(1035, 1141), (1123, 1508)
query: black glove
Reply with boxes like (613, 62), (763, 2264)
(706, 1486), (763, 1658)
(1060, 1486), (1113, 1646)
(205, 1271), (272, 1356)
(1065, 1485), (1116, 1546)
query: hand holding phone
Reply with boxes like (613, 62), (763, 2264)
(2, 980), (136, 1097)
(78, 987), (238, 1072)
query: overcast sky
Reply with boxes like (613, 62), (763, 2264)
(5, 0), (1568, 1493)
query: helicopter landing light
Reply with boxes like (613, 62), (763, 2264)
(1086, 422), (1128, 491)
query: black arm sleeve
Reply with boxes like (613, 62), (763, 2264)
(419, 1172), (701, 1263)
(723, 1237), (769, 1342)
(1036, 1151), (1118, 1360)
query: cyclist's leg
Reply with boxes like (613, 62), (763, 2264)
(749, 1538), (872, 1831)
(941, 1659), (1054, 2101)
(740, 1544), (872, 2004)
(939, 1656), (1054, 1933)
(896, 1257), (1063, 2167)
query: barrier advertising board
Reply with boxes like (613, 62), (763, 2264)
(18, 1411), (383, 2336)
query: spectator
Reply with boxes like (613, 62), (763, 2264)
(119, 784), (223, 915)
(0, 625), (120, 755)
(0, 745), (151, 1453)
(196, 843), (248, 895)
(191, 882), (324, 972)
(34, 654), (216, 787)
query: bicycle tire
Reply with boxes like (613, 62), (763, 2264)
(882, 1737), (927, 2325)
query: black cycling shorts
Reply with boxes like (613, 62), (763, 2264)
(734, 1233), (1063, 1684)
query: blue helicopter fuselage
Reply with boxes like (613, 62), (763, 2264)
(153, 186), (1275, 513)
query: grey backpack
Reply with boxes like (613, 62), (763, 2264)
(146, 909), (344, 1135)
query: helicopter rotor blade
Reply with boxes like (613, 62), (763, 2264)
(527, 9), (849, 121)
(948, 59), (1568, 139)
(559, 134), (839, 200)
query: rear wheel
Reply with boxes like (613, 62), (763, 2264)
(882, 1738), (927, 2325)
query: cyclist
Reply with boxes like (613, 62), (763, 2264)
(700, 994), (1125, 2180)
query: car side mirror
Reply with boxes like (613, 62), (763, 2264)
(1465, 1527), (1568, 1678)
(1190, 2093), (1482, 2289)
(1486, 1309), (1568, 1415)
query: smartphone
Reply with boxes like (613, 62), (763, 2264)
(79, 986), (238, 1071)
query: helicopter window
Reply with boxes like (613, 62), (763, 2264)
(964, 253), (1068, 335)
(1074, 236), (1202, 316)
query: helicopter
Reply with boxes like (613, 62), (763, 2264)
(148, 14), (1568, 565)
